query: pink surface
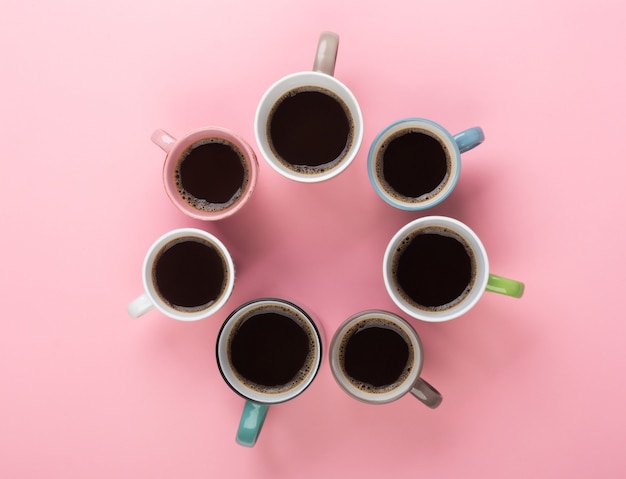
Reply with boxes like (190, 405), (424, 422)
(2, 1), (625, 477)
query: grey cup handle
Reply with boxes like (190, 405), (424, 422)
(313, 31), (339, 76)
(410, 378), (443, 409)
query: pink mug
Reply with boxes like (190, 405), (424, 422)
(152, 127), (258, 220)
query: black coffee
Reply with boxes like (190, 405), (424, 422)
(175, 139), (248, 211)
(340, 319), (413, 392)
(268, 86), (353, 174)
(229, 307), (316, 392)
(393, 227), (476, 311)
(376, 129), (450, 202)
(153, 237), (227, 311)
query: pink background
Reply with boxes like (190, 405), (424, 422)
(2, 0), (625, 477)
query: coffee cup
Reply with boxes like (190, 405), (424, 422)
(127, 228), (235, 321)
(216, 298), (323, 447)
(254, 31), (363, 182)
(383, 216), (525, 322)
(152, 126), (258, 220)
(330, 310), (442, 407)
(368, 118), (484, 210)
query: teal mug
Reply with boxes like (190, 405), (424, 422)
(216, 298), (323, 447)
(368, 118), (484, 210)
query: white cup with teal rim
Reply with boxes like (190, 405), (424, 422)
(216, 298), (323, 447)
(368, 118), (484, 210)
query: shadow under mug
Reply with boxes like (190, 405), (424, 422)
(383, 216), (525, 322)
(127, 228), (235, 321)
(330, 310), (442, 407)
(216, 298), (323, 447)
(368, 118), (484, 210)
(152, 126), (258, 220)
(254, 31), (363, 182)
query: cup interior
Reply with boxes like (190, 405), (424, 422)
(142, 228), (235, 321)
(216, 298), (322, 404)
(383, 216), (489, 322)
(162, 127), (258, 220)
(368, 118), (461, 210)
(254, 71), (363, 182)
(330, 310), (423, 404)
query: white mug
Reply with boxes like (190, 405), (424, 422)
(254, 31), (363, 182)
(383, 216), (525, 322)
(127, 228), (235, 321)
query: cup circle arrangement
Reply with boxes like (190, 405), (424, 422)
(127, 31), (525, 447)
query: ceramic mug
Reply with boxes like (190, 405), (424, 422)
(127, 228), (235, 321)
(216, 298), (323, 447)
(368, 118), (484, 210)
(152, 126), (258, 220)
(254, 31), (363, 182)
(383, 216), (524, 322)
(330, 310), (441, 407)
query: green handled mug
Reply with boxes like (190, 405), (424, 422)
(216, 298), (323, 447)
(383, 216), (525, 322)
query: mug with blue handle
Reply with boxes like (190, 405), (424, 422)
(216, 298), (323, 447)
(368, 118), (484, 210)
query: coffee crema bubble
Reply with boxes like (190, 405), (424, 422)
(392, 226), (477, 312)
(227, 305), (318, 395)
(338, 318), (415, 394)
(375, 128), (451, 203)
(267, 85), (355, 175)
(175, 138), (249, 212)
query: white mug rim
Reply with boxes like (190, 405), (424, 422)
(141, 228), (235, 321)
(330, 310), (424, 404)
(383, 216), (489, 322)
(216, 298), (323, 405)
(254, 71), (364, 183)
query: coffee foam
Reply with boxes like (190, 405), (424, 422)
(227, 304), (318, 395)
(267, 85), (355, 175)
(338, 317), (415, 394)
(174, 138), (248, 212)
(392, 226), (477, 312)
(375, 128), (451, 203)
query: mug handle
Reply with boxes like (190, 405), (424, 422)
(236, 400), (270, 447)
(453, 127), (485, 153)
(151, 129), (176, 152)
(127, 292), (154, 318)
(486, 274), (525, 298)
(410, 378), (443, 409)
(313, 31), (339, 76)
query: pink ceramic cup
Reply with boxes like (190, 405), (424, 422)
(151, 127), (258, 220)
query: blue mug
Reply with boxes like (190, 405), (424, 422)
(368, 118), (484, 210)
(216, 298), (323, 447)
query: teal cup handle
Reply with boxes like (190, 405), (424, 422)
(236, 401), (270, 447)
(453, 127), (485, 153)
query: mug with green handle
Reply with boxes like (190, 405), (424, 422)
(383, 216), (525, 322)
(216, 298), (323, 447)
